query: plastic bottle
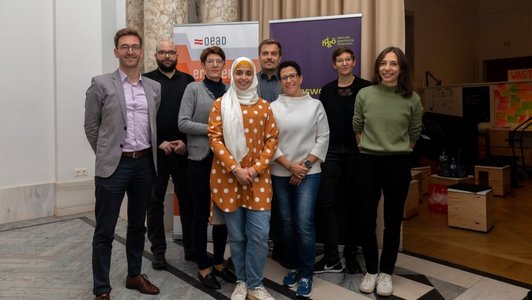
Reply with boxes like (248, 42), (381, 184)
(450, 157), (457, 177)
(439, 149), (449, 177)
(456, 150), (463, 177)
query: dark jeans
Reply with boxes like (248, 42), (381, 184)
(147, 150), (192, 258)
(92, 154), (154, 295)
(188, 153), (227, 270)
(315, 143), (360, 262)
(356, 153), (411, 274)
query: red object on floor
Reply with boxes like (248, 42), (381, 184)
(429, 183), (448, 213)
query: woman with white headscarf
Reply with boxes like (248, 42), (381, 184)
(208, 57), (279, 300)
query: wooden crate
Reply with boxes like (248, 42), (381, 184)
(475, 165), (511, 196)
(403, 179), (420, 219)
(411, 170), (424, 202)
(411, 166), (431, 194)
(447, 186), (494, 232)
(430, 174), (475, 186)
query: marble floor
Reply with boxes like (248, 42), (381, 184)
(0, 214), (530, 300)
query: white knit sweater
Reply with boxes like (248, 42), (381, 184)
(270, 93), (330, 177)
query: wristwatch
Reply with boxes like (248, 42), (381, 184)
(303, 159), (312, 169)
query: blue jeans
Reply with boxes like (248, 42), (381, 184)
(224, 208), (271, 289)
(272, 173), (321, 278)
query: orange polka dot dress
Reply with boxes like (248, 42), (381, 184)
(208, 98), (279, 213)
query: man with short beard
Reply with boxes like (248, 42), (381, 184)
(144, 40), (195, 269)
(257, 39), (283, 102)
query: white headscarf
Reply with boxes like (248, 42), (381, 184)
(221, 57), (259, 164)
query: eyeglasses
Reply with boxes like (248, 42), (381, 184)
(280, 73), (298, 82)
(157, 50), (177, 57)
(335, 57), (354, 64)
(205, 59), (224, 65)
(118, 44), (142, 52)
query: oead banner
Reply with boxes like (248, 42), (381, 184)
(173, 21), (260, 83)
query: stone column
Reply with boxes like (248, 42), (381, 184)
(126, 0), (144, 32)
(198, 0), (239, 23)
(142, 0), (188, 71)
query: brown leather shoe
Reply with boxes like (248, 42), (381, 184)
(94, 293), (110, 300)
(125, 274), (160, 295)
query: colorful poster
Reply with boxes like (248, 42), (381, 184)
(270, 14), (362, 98)
(173, 22), (259, 83)
(492, 82), (532, 128)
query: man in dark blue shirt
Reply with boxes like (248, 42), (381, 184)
(257, 39), (283, 102)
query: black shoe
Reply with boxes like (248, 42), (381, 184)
(227, 257), (235, 272)
(272, 244), (282, 262)
(184, 253), (196, 262)
(212, 266), (237, 283)
(152, 254), (167, 270)
(198, 272), (221, 290)
(313, 257), (343, 274)
(344, 255), (362, 274)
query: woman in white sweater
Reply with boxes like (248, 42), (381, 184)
(270, 61), (330, 298)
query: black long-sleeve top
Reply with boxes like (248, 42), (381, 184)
(143, 69), (195, 145)
(319, 76), (371, 147)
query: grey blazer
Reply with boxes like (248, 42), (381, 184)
(84, 69), (161, 178)
(178, 81), (226, 161)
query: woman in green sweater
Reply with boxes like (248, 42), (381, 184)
(353, 46), (423, 297)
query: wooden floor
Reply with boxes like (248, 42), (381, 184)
(403, 175), (532, 287)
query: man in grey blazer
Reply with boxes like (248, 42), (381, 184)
(84, 28), (161, 300)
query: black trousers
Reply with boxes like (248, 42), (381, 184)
(315, 143), (361, 262)
(147, 150), (192, 257)
(92, 154), (154, 295)
(356, 153), (411, 274)
(188, 153), (228, 270)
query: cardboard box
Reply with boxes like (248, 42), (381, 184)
(412, 166), (431, 194)
(447, 184), (494, 232)
(411, 170), (424, 203)
(430, 174), (475, 186)
(475, 165), (511, 196)
(403, 179), (420, 219)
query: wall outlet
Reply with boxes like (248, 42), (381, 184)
(74, 168), (88, 177)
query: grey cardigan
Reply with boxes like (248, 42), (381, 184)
(178, 81), (227, 161)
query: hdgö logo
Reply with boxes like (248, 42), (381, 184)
(321, 37), (336, 48)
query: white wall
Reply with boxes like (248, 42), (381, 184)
(405, 0), (479, 87)
(479, 0), (532, 61)
(0, 0), (56, 187)
(406, 0), (532, 88)
(55, 0), (102, 183)
(0, 0), (125, 223)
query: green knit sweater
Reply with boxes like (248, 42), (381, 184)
(353, 84), (423, 155)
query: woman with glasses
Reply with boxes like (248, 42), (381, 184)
(208, 57), (278, 300)
(270, 61), (330, 298)
(354, 46), (423, 296)
(178, 46), (236, 290)
(314, 47), (371, 275)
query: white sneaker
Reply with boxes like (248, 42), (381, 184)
(359, 273), (378, 294)
(231, 281), (247, 300)
(247, 286), (275, 300)
(376, 273), (393, 296)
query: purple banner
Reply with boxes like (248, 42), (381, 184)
(270, 15), (362, 98)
